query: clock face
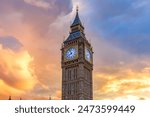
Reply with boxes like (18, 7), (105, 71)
(85, 48), (91, 62)
(65, 47), (77, 60)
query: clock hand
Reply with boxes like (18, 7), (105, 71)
(70, 51), (72, 56)
(68, 51), (71, 55)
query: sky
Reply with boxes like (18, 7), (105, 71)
(0, 0), (150, 100)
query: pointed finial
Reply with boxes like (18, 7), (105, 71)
(76, 5), (79, 12)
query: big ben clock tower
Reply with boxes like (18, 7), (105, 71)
(61, 8), (93, 100)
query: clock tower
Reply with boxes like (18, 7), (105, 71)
(61, 8), (93, 100)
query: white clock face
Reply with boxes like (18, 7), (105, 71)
(85, 48), (91, 62)
(65, 47), (77, 60)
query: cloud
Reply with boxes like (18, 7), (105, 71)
(0, 0), (72, 99)
(0, 36), (37, 99)
(93, 44), (150, 99)
(81, 0), (150, 55)
(24, 0), (51, 9)
(0, 36), (22, 51)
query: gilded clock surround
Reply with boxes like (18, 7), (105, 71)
(85, 46), (92, 63)
(64, 45), (78, 62)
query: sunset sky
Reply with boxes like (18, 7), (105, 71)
(0, 0), (150, 100)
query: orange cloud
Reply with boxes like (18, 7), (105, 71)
(94, 64), (150, 100)
(0, 44), (37, 99)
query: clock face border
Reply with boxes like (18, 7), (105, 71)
(85, 47), (92, 63)
(64, 46), (78, 61)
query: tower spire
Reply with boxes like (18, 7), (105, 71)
(64, 5), (85, 43)
(76, 5), (79, 12)
(71, 6), (82, 27)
